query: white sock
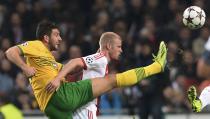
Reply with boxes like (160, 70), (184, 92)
(199, 86), (210, 109)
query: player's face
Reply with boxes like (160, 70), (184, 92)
(49, 29), (62, 51)
(109, 38), (122, 60)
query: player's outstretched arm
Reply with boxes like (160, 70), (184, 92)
(45, 58), (84, 93)
(5, 46), (36, 77)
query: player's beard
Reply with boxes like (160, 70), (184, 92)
(49, 39), (58, 51)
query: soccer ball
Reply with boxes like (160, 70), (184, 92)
(183, 6), (206, 29)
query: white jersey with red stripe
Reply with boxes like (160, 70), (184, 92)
(73, 52), (108, 119)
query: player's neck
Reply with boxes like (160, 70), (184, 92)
(42, 41), (51, 51)
(100, 50), (110, 62)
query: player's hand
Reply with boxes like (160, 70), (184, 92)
(21, 65), (36, 78)
(45, 78), (61, 93)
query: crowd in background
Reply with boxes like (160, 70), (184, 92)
(0, 0), (210, 118)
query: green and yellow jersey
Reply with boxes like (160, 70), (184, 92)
(17, 40), (63, 111)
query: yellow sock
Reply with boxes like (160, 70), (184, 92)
(143, 62), (161, 77)
(116, 69), (138, 87)
(116, 62), (161, 87)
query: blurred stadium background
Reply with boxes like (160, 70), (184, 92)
(0, 0), (210, 119)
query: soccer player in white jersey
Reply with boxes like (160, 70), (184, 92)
(69, 32), (122, 119)
(188, 36), (210, 112)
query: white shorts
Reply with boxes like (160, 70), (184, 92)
(73, 109), (97, 119)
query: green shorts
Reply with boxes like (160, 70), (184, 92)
(44, 79), (94, 119)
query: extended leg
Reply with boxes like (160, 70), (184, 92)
(91, 41), (167, 98)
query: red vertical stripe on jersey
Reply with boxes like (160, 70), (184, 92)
(80, 58), (87, 70)
(88, 110), (93, 119)
(105, 64), (109, 75)
(96, 98), (100, 116)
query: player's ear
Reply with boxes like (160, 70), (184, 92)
(43, 35), (49, 43)
(106, 43), (112, 50)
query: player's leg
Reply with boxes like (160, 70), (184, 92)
(45, 80), (94, 119)
(91, 41), (167, 98)
(45, 93), (73, 119)
(44, 41), (167, 117)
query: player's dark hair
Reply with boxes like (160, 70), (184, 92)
(36, 21), (59, 40)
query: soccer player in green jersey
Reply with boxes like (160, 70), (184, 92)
(6, 21), (167, 119)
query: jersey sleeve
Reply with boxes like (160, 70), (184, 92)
(17, 41), (36, 57)
(57, 62), (63, 71)
(81, 53), (106, 70)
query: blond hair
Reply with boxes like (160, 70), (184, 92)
(99, 32), (121, 50)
